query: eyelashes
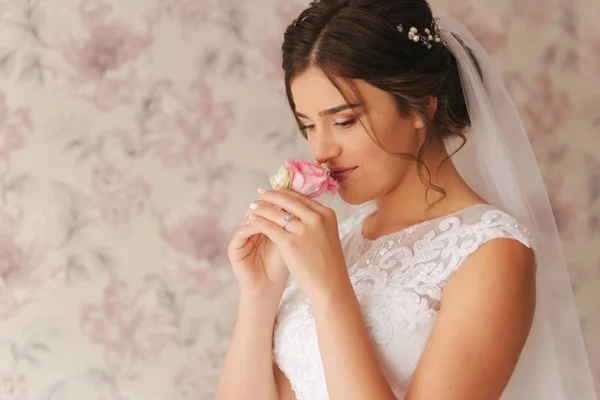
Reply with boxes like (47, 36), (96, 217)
(299, 127), (310, 139)
(298, 118), (357, 137)
(337, 119), (357, 128)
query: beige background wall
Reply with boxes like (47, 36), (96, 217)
(0, 0), (598, 398)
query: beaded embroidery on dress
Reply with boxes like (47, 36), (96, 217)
(273, 203), (533, 400)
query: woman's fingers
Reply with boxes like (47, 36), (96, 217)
(228, 222), (261, 260)
(258, 188), (324, 222)
(247, 200), (292, 226)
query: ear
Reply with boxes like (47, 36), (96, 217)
(413, 96), (439, 129)
(414, 114), (426, 130)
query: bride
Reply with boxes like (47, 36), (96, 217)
(218, 0), (596, 399)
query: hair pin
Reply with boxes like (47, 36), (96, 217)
(396, 22), (444, 49)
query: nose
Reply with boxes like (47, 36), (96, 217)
(311, 128), (342, 165)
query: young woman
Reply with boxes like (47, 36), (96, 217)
(218, 0), (596, 399)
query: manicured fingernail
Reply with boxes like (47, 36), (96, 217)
(258, 188), (267, 194)
(249, 203), (258, 210)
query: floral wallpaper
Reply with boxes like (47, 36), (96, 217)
(0, 0), (598, 398)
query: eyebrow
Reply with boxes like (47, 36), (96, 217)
(295, 103), (363, 119)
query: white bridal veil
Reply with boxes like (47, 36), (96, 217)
(437, 15), (596, 399)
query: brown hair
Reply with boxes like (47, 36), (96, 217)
(281, 0), (482, 200)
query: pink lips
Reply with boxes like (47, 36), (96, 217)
(330, 167), (358, 183)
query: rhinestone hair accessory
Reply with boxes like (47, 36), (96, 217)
(396, 19), (444, 49)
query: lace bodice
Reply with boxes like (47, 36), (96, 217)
(273, 203), (533, 400)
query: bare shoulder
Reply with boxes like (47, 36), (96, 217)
(407, 238), (536, 399)
(442, 237), (536, 326)
(445, 237), (536, 298)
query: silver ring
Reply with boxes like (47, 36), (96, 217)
(281, 213), (295, 230)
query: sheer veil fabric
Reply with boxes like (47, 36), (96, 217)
(437, 16), (596, 399)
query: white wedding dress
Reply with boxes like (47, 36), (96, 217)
(273, 202), (533, 400)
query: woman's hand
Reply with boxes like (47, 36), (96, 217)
(227, 201), (290, 305)
(247, 187), (350, 302)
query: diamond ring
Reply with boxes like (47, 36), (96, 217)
(281, 213), (295, 230)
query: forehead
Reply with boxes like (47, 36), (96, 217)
(290, 67), (390, 116)
(290, 67), (357, 113)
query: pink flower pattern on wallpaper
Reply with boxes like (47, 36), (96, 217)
(173, 347), (225, 400)
(160, 206), (234, 299)
(0, 0), (597, 397)
(585, 34), (600, 76)
(0, 206), (63, 320)
(515, 0), (552, 25)
(81, 280), (180, 370)
(578, 9), (600, 77)
(0, 91), (33, 178)
(92, 164), (151, 228)
(543, 175), (586, 242)
(248, 0), (307, 90)
(450, 0), (509, 54)
(506, 73), (570, 145)
(0, 371), (27, 400)
(276, 0), (308, 24)
(141, 81), (234, 170)
(252, 36), (283, 88)
(164, 0), (210, 30)
(54, 0), (153, 111)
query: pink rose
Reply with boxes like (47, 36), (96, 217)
(270, 159), (338, 198)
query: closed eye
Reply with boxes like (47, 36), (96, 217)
(299, 119), (356, 131)
(298, 118), (357, 138)
(298, 124), (315, 138)
(336, 118), (356, 128)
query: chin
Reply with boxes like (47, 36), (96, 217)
(336, 186), (374, 206)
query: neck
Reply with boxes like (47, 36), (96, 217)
(373, 143), (482, 228)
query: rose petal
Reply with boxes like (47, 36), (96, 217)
(276, 158), (338, 198)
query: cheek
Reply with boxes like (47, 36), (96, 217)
(360, 123), (418, 183)
(375, 121), (419, 155)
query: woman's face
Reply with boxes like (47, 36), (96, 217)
(290, 66), (424, 205)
